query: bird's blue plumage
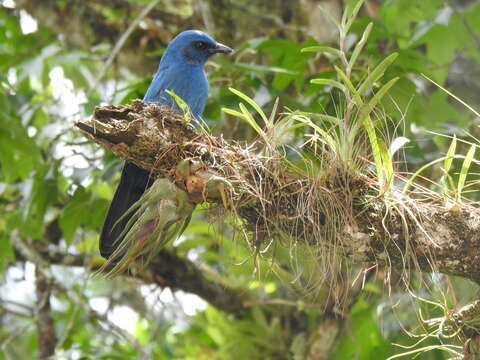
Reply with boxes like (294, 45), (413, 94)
(100, 30), (232, 259)
(143, 30), (215, 116)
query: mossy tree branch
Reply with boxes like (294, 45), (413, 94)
(76, 100), (480, 286)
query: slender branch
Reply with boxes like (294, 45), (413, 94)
(10, 233), (57, 357)
(16, 238), (249, 315)
(142, 250), (248, 314)
(89, 0), (162, 94)
(34, 266), (56, 358)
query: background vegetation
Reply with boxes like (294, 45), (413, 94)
(1, 0), (480, 359)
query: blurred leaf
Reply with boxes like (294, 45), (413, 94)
(60, 186), (90, 243)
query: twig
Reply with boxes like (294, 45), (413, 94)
(1, 323), (33, 360)
(89, 0), (161, 95)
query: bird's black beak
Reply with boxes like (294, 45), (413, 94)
(208, 42), (233, 55)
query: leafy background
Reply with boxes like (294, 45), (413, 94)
(1, 0), (479, 359)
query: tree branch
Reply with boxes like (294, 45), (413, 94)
(34, 266), (56, 358)
(18, 236), (248, 315)
(76, 100), (480, 285)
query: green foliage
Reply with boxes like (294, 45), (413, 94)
(334, 296), (393, 360)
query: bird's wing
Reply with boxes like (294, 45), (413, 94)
(143, 67), (174, 103)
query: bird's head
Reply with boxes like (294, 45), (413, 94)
(163, 30), (233, 66)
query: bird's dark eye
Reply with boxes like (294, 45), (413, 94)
(195, 41), (208, 50)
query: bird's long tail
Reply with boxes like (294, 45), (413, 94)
(99, 162), (153, 259)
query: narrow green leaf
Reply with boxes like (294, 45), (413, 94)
(334, 65), (362, 104)
(310, 78), (346, 92)
(222, 107), (244, 118)
(363, 115), (383, 185)
(301, 46), (343, 57)
(269, 97), (280, 125)
(239, 103), (269, 143)
(457, 144), (476, 200)
(229, 87), (270, 126)
(344, 0), (366, 36)
(402, 155), (465, 194)
(444, 135), (457, 174)
(357, 53), (398, 96)
(166, 89), (191, 117)
(379, 139), (393, 189)
(340, 2), (349, 28)
(358, 77), (399, 121)
(293, 116), (337, 151)
(348, 22), (373, 74)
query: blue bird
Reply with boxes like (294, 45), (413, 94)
(100, 30), (233, 259)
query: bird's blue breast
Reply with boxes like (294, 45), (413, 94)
(143, 63), (208, 119)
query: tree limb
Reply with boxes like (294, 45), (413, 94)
(34, 267), (56, 358)
(18, 236), (248, 315)
(75, 100), (480, 285)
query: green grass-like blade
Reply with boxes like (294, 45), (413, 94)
(166, 90), (191, 118)
(363, 115), (384, 185)
(239, 103), (269, 143)
(223, 106), (268, 143)
(343, 0), (366, 36)
(457, 144), (476, 200)
(358, 77), (399, 121)
(402, 155), (465, 194)
(379, 139), (393, 189)
(443, 135), (457, 194)
(357, 53), (398, 96)
(301, 46), (343, 57)
(444, 135), (456, 174)
(310, 78), (346, 92)
(334, 65), (362, 105)
(229, 87), (270, 126)
(222, 107), (244, 118)
(348, 22), (373, 74)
